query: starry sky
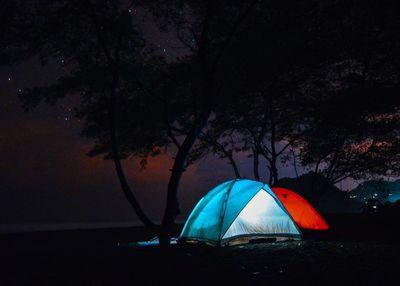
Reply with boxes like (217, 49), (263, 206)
(0, 46), (239, 230)
(0, 55), (303, 230)
(0, 7), (340, 232)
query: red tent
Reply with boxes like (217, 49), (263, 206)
(272, 187), (329, 230)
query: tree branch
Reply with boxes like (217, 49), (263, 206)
(199, 131), (241, 178)
(84, 0), (115, 65)
(211, 0), (259, 72)
(276, 136), (300, 157)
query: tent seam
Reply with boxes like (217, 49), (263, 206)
(217, 179), (238, 244)
(220, 188), (263, 240)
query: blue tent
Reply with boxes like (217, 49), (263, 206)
(180, 179), (302, 246)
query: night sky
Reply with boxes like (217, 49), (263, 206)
(0, 45), (306, 232)
(0, 6), (353, 232)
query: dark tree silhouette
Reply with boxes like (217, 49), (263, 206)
(9, 0), (163, 230)
(145, 0), (262, 245)
(291, 0), (400, 196)
(6, 0), (262, 245)
(186, 0), (348, 185)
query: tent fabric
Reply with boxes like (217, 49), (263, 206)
(222, 190), (301, 239)
(271, 187), (329, 230)
(180, 179), (302, 246)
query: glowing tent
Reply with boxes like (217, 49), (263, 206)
(271, 187), (329, 230)
(180, 179), (301, 246)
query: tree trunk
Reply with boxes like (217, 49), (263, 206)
(228, 154), (241, 179)
(158, 1), (213, 247)
(253, 148), (260, 181)
(269, 159), (279, 186)
(292, 150), (300, 179)
(159, 109), (211, 247)
(269, 103), (279, 185)
(108, 71), (156, 231)
(219, 145), (241, 178)
(158, 0), (256, 246)
(110, 135), (157, 230)
(88, 3), (156, 233)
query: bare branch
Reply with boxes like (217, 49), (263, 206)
(199, 131), (242, 178)
(276, 136), (300, 157)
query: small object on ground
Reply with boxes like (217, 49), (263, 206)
(131, 236), (178, 246)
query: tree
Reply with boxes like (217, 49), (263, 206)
(299, 84), (400, 185)
(6, 0), (261, 245)
(145, 0), (261, 245)
(10, 0), (164, 230)
(296, 0), (400, 193)
(187, 0), (339, 185)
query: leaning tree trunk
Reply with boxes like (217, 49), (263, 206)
(108, 71), (156, 231)
(227, 154), (242, 179)
(88, 2), (156, 233)
(109, 114), (156, 230)
(158, 0), (257, 246)
(159, 1), (213, 247)
(159, 109), (211, 247)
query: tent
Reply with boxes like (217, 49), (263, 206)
(180, 179), (302, 246)
(271, 187), (329, 230)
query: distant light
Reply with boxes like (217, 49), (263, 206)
(372, 206), (377, 209)
(7, 77), (11, 81)
(64, 117), (68, 121)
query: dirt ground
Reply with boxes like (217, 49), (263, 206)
(1, 214), (399, 285)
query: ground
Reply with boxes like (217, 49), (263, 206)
(1, 214), (399, 285)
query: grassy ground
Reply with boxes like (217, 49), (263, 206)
(1, 214), (399, 285)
